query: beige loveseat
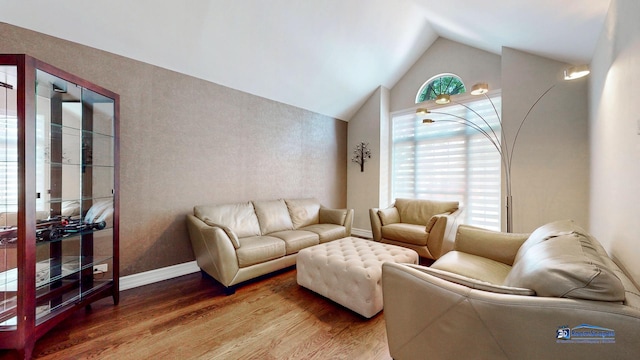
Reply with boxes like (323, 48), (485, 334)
(369, 198), (460, 260)
(187, 198), (353, 293)
(382, 220), (640, 359)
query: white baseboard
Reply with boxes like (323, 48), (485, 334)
(119, 261), (200, 291)
(119, 230), (374, 291)
(351, 228), (373, 239)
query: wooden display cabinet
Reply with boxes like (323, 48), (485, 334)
(0, 54), (119, 358)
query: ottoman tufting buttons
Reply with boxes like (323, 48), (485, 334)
(296, 236), (419, 318)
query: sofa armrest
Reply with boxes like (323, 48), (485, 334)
(425, 208), (463, 259)
(454, 224), (529, 266)
(199, 220), (240, 249)
(405, 264), (535, 295)
(425, 215), (448, 259)
(382, 262), (640, 359)
(425, 212), (449, 232)
(318, 207), (354, 236)
(319, 207), (346, 225)
(186, 214), (240, 286)
(369, 208), (383, 241)
(343, 208), (354, 235)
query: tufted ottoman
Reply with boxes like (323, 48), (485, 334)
(296, 236), (419, 318)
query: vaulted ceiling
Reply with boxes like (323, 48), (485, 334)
(0, 0), (611, 120)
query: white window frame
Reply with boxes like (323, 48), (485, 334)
(390, 91), (502, 230)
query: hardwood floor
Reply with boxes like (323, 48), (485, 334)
(1, 267), (393, 359)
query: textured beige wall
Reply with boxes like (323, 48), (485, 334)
(0, 23), (347, 276)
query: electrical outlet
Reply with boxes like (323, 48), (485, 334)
(93, 264), (108, 273)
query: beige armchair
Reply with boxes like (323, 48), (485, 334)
(369, 198), (460, 260)
(382, 220), (640, 359)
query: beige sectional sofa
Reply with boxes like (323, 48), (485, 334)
(187, 198), (353, 293)
(370, 198), (460, 260)
(382, 220), (640, 359)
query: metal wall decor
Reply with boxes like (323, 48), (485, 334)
(351, 141), (372, 172)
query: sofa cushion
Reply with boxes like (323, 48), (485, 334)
(394, 198), (458, 225)
(301, 223), (346, 243)
(194, 202), (260, 238)
(236, 235), (286, 267)
(269, 230), (319, 255)
(512, 220), (576, 264)
(378, 207), (400, 225)
(319, 208), (347, 225)
(432, 251), (513, 285)
(285, 198), (320, 229)
(253, 199), (294, 235)
(504, 220), (625, 301)
(382, 223), (427, 246)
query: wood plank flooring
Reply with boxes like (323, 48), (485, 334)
(1, 267), (393, 359)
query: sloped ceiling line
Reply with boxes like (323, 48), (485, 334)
(0, 0), (611, 120)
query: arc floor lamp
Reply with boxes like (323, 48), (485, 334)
(416, 65), (590, 233)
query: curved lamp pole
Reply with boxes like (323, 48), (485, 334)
(418, 65), (589, 232)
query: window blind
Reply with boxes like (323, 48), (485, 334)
(391, 94), (502, 230)
(0, 94), (47, 220)
(0, 114), (18, 215)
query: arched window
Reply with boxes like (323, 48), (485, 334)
(415, 74), (466, 103)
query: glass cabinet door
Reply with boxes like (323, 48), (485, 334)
(0, 54), (118, 356)
(33, 70), (115, 324)
(0, 65), (18, 328)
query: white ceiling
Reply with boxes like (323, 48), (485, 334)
(0, 0), (611, 120)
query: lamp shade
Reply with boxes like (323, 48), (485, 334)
(564, 65), (590, 80)
(416, 108), (430, 116)
(470, 83), (489, 95)
(435, 94), (451, 104)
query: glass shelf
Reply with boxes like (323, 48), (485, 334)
(35, 255), (114, 289)
(0, 279), (112, 327)
(0, 255), (113, 293)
